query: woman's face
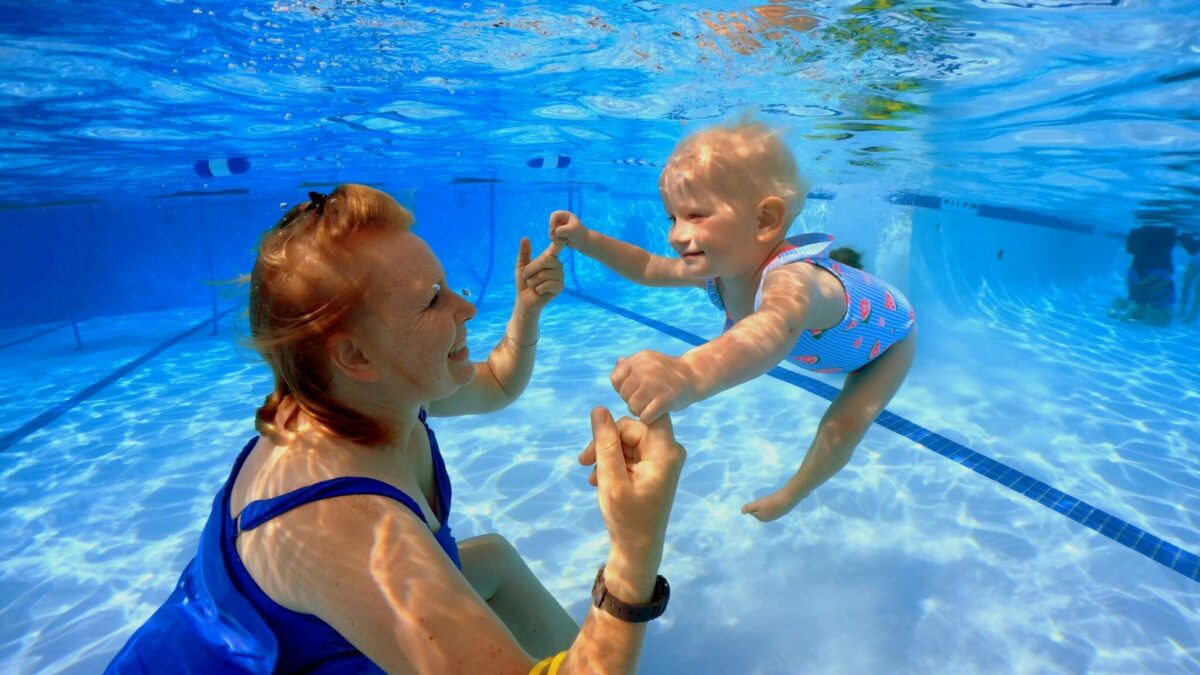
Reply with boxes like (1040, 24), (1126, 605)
(353, 228), (477, 404)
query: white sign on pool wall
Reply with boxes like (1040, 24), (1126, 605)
(193, 157), (250, 178)
(526, 155), (571, 169)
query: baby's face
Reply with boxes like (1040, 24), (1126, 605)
(660, 162), (764, 278)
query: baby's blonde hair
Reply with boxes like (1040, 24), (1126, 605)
(659, 120), (808, 226)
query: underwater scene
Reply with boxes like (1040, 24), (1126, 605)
(1, 1), (1198, 673)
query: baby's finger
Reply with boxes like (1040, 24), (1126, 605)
(625, 387), (653, 418)
(549, 210), (569, 226)
(639, 397), (667, 425)
(610, 360), (632, 391)
(617, 376), (641, 403)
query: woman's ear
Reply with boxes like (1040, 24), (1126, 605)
(328, 333), (380, 382)
(755, 196), (788, 242)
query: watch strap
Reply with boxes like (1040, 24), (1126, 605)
(591, 565), (670, 623)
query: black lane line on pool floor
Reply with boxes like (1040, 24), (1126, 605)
(0, 322), (71, 352)
(564, 289), (1200, 584)
(0, 306), (239, 454)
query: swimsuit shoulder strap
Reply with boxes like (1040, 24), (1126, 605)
(237, 477), (428, 532)
(704, 278), (726, 312)
(238, 410), (440, 532)
(753, 233), (836, 309)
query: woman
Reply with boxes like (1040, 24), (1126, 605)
(108, 184), (686, 674)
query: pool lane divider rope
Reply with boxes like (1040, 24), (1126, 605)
(563, 289), (1200, 584)
(0, 305), (239, 454)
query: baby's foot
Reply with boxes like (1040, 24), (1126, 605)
(741, 487), (805, 523)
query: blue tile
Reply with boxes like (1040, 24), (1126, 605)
(1176, 554), (1200, 578)
(1060, 502), (1089, 516)
(1154, 543), (1181, 567)
(1134, 536), (1161, 558)
(1025, 482), (1049, 500)
(1038, 489), (1064, 507)
(1099, 519), (1125, 538)
(1116, 527), (1143, 547)
(1083, 511), (1110, 530)
(1011, 475), (1035, 492)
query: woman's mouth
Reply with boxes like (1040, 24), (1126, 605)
(449, 336), (468, 361)
(682, 251), (705, 261)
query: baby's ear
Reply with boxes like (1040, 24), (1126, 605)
(755, 196), (788, 241)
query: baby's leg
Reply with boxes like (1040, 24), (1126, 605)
(742, 325), (919, 522)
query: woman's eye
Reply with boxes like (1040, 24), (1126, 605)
(689, 213), (705, 220)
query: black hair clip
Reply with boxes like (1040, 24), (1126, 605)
(306, 191), (329, 217)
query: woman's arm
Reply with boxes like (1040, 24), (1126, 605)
(549, 210), (703, 288)
(429, 240), (561, 417)
(250, 408), (684, 674)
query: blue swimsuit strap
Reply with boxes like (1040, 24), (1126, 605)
(237, 477), (429, 532)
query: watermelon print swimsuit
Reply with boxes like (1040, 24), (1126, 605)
(704, 233), (916, 375)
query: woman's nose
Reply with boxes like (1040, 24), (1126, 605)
(456, 290), (477, 321)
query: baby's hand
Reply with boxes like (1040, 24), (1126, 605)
(610, 350), (699, 424)
(549, 210), (588, 253)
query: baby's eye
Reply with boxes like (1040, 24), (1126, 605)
(688, 212), (706, 220)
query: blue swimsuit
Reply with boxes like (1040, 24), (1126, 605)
(706, 233), (916, 374)
(107, 410), (460, 674)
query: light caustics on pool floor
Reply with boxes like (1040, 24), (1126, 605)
(0, 288), (1197, 673)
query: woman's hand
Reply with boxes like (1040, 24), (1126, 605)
(515, 237), (564, 312)
(548, 210), (589, 253)
(610, 350), (700, 424)
(579, 408), (685, 597)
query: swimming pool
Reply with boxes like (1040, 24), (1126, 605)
(2, 1), (1198, 673)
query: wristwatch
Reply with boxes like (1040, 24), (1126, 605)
(591, 565), (670, 623)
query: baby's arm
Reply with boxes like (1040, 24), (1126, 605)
(548, 210), (703, 288)
(612, 264), (812, 422)
(682, 265), (811, 398)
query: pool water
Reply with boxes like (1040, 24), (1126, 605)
(2, 1), (1199, 673)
